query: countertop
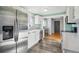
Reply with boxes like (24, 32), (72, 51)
(19, 28), (41, 32)
(61, 31), (77, 33)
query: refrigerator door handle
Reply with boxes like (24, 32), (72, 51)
(13, 10), (19, 42)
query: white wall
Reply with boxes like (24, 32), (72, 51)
(48, 18), (52, 35)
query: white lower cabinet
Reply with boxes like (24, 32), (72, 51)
(35, 30), (40, 43)
(28, 30), (40, 49)
(28, 31), (36, 49)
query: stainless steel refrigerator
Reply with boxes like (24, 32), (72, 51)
(0, 6), (28, 53)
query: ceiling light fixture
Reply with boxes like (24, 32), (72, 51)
(44, 9), (48, 12)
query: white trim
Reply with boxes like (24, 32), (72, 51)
(43, 14), (65, 18)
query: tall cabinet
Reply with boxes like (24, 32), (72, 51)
(74, 7), (79, 19)
(66, 6), (74, 22)
(66, 6), (79, 23)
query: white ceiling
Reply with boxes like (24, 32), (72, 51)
(23, 6), (67, 16)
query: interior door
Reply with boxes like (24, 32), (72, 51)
(54, 21), (60, 33)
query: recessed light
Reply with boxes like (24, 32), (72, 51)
(44, 9), (48, 12)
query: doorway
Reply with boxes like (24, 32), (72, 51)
(54, 21), (60, 33)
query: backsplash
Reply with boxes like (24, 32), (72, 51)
(65, 23), (77, 32)
(65, 24), (72, 31)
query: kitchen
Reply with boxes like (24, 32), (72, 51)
(0, 6), (79, 53)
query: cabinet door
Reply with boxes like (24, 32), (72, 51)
(28, 31), (36, 49)
(74, 7), (79, 19)
(66, 7), (74, 22)
(35, 15), (40, 24)
(35, 30), (40, 43)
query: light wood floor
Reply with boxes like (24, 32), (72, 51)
(46, 32), (62, 42)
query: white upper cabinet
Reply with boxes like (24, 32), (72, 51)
(66, 6), (74, 22)
(35, 15), (41, 24)
(28, 13), (35, 28)
(66, 6), (79, 23)
(74, 7), (79, 19)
